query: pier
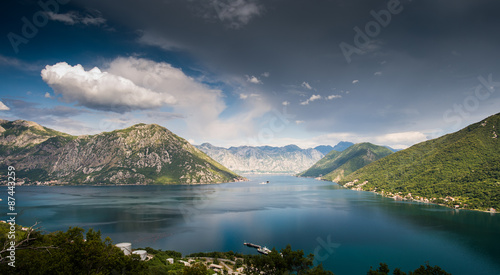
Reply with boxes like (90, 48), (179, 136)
(243, 242), (272, 255)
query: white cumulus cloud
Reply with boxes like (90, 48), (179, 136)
(326, 94), (342, 100)
(240, 93), (259, 99)
(372, 131), (428, 149)
(42, 57), (273, 143)
(0, 101), (10, 111)
(41, 61), (176, 113)
(105, 57), (271, 140)
(46, 11), (106, 26)
(309, 94), (322, 101)
(301, 82), (312, 90)
(246, 75), (262, 84)
(300, 94), (322, 105)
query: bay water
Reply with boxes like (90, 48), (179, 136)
(4, 175), (500, 274)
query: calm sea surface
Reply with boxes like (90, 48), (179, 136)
(3, 175), (500, 274)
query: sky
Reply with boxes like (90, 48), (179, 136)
(1, 0), (499, 149)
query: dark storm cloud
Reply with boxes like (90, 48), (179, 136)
(7, 0), (499, 145)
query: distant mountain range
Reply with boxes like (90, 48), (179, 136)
(195, 143), (325, 173)
(194, 141), (400, 174)
(339, 112), (500, 211)
(298, 143), (393, 181)
(313, 142), (355, 155)
(0, 120), (243, 185)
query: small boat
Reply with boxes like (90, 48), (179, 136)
(257, 246), (271, 255)
(259, 181), (270, 185)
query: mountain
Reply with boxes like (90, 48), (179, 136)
(0, 120), (243, 185)
(332, 141), (354, 152)
(0, 119), (74, 149)
(312, 141), (355, 156)
(313, 145), (335, 155)
(384, 146), (401, 152)
(297, 143), (393, 181)
(196, 143), (324, 173)
(339, 113), (500, 211)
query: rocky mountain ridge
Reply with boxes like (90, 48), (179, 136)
(0, 120), (243, 185)
(196, 143), (325, 173)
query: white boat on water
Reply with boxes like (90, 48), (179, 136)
(257, 246), (272, 255)
(259, 181), (270, 185)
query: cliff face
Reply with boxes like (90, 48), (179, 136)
(0, 121), (243, 185)
(196, 143), (324, 173)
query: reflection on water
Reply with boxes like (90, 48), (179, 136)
(3, 175), (499, 275)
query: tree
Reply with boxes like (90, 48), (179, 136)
(244, 245), (332, 275)
(182, 262), (208, 275)
(306, 263), (335, 275)
(0, 224), (145, 274)
(368, 263), (390, 275)
(409, 262), (451, 275)
(0, 222), (55, 264)
(235, 258), (243, 268)
(281, 244), (314, 274)
(367, 262), (451, 275)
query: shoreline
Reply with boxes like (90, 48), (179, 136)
(303, 176), (498, 214)
(8, 176), (249, 187)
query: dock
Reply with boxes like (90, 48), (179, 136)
(243, 242), (261, 249)
(243, 242), (271, 255)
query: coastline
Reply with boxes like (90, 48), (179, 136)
(8, 176), (249, 187)
(302, 176), (498, 214)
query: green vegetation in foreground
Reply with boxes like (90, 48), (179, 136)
(339, 112), (500, 211)
(0, 223), (451, 274)
(297, 143), (393, 182)
(367, 262), (451, 275)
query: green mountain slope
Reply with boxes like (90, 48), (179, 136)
(296, 150), (340, 177)
(339, 113), (500, 211)
(0, 119), (75, 152)
(0, 120), (244, 185)
(297, 143), (393, 181)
